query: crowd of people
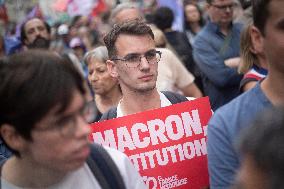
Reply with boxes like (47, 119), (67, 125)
(0, 0), (284, 188)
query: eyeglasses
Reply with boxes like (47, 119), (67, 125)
(111, 50), (162, 68)
(34, 101), (96, 138)
(211, 3), (237, 11)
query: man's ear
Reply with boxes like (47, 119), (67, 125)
(0, 124), (27, 152)
(107, 60), (119, 78)
(250, 26), (264, 55)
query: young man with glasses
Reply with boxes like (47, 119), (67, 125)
(102, 19), (190, 118)
(0, 50), (146, 188)
(110, 3), (203, 99)
(193, 0), (243, 110)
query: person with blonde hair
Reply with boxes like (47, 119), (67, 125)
(183, 2), (205, 45)
(238, 22), (268, 92)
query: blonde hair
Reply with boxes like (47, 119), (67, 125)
(151, 26), (167, 47)
(238, 23), (259, 74)
(150, 25), (175, 51)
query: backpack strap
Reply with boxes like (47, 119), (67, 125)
(161, 91), (188, 104)
(99, 107), (117, 121)
(87, 144), (126, 189)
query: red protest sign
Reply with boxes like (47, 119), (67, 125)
(89, 97), (212, 189)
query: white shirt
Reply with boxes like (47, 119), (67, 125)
(156, 48), (195, 94)
(1, 147), (146, 189)
(117, 91), (194, 117)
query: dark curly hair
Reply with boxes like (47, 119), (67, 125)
(104, 19), (154, 59)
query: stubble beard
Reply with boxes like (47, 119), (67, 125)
(134, 84), (156, 93)
(122, 80), (157, 94)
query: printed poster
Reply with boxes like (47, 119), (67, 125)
(90, 97), (212, 189)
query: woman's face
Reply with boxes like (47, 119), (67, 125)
(185, 4), (201, 23)
(87, 57), (118, 95)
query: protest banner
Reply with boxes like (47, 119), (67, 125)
(90, 97), (212, 189)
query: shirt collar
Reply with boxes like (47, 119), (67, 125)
(116, 91), (171, 117)
(207, 20), (234, 36)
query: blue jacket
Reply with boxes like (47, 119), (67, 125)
(193, 21), (243, 110)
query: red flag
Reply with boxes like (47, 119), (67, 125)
(91, 0), (107, 16)
(0, 4), (8, 23)
(52, 0), (69, 12)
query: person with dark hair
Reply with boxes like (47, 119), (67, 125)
(207, 0), (284, 188)
(193, 0), (243, 110)
(153, 6), (203, 93)
(109, 5), (202, 98)
(0, 59), (11, 164)
(102, 19), (191, 120)
(153, 7), (174, 31)
(231, 107), (284, 189)
(68, 15), (90, 39)
(0, 50), (146, 188)
(239, 0), (251, 9)
(183, 2), (205, 45)
(20, 17), (51, 49)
